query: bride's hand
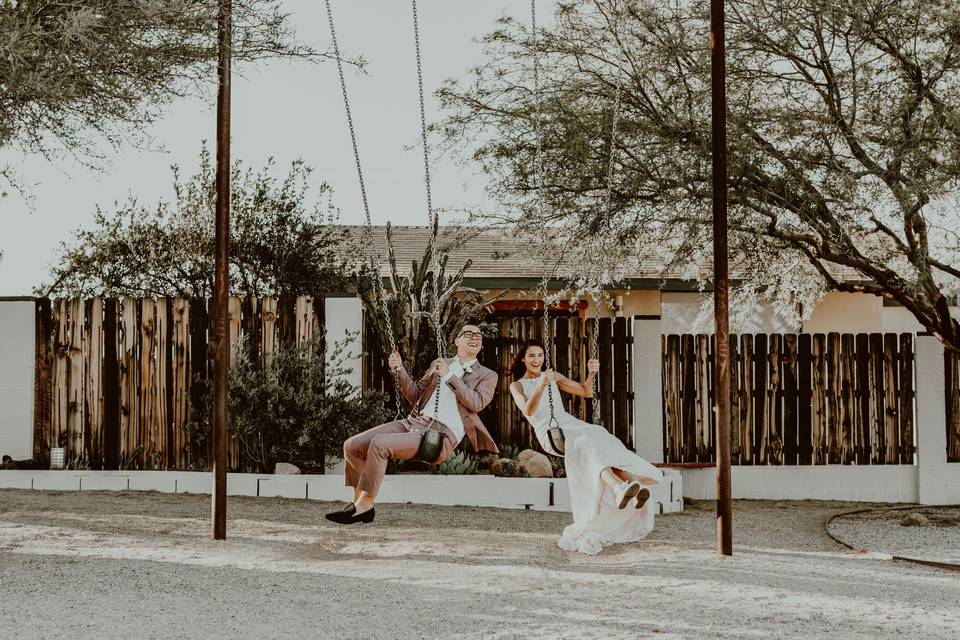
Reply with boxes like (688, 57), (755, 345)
(542, 369), (558, 384)
(586, 358), (600, 374)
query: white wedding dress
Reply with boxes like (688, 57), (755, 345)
(518, 377), (664, 555)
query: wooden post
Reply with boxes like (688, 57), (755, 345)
(212, 0), (232, 540)
(711, 0), (733, 555)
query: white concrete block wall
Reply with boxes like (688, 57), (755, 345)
(679, 465), (919, 503)
(915, 336), (960, 505)
(324, 296), (364, 390)
(0, 300), (36, 460)
(633, 317), (664, 463)
(0, 471), (684, 513)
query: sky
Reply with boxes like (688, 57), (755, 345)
(0, 1), (554, 296)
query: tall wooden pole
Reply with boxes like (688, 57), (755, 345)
(711, 0), (733, 555)
(212, 0), (232, 541)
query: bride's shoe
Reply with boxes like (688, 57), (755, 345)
(613, 480), (641, 509)
(634, 487), (651, 509)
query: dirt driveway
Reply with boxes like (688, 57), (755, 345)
(1, 490), (956, 639)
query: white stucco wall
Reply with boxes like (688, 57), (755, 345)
(659, 292), (797, 334)
(802, 292), (884, 333)
(0, 301), (35, 460)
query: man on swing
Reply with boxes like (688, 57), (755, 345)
(325, 324), (499, 524)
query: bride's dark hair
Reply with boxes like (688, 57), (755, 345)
(510, 339), (546, 381)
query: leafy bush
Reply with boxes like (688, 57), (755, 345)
(186, 333), (391, 473)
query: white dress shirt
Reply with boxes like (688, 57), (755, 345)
(420, 357), (476, 444)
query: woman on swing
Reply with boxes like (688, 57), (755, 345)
(509, 339), (663, 555)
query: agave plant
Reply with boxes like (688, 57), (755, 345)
(497, 442), (521, 462)
(434, 450), (479, 475)
(359, 220), (506, 378)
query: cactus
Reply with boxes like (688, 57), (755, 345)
(434, 450), (479, 475)
(498, 442), (521, 461)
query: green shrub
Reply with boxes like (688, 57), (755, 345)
(186, 333), (391, 473)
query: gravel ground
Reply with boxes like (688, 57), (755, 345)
(827, 506), (960, 565)
(1, 490), (958, 640)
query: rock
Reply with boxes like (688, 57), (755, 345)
(490, 458), (517, 477)
(899, 512), (930, 527)
(274, 462), (301, 475)
(475, 452), (500, 471)
(517, 449), (553, 478)
(516, 449), (537, 464)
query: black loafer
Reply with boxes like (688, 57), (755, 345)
(325, 503), (356, 522)
(326, 507), (375, 525)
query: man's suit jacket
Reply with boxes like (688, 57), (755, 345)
(396, 359), (500, 454)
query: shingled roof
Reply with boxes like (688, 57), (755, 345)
(342, 225), (864, 286)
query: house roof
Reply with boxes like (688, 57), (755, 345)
(342, 225), (864, 289)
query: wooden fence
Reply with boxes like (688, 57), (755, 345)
(33, 296), (325, 470)
(363, 311), (633, 452)
(662, 333), (916, 465)
(945, 349), (960, 463)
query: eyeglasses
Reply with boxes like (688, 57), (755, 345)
(458, 330), (483, 340)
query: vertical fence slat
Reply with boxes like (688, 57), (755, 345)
(899, 334), (915, 464)
(52, 300), (69, 453)
(695, 334), (710, 460)
(782, 334), (798, 465)
(599, 318), (613, 431)
(227, 296), (242, 470)
(855, 333), (870, 465)
(102, 299), (120, 469)
(797, 334), (812, 465)
(156, 298), (171, 468)
(139, 299), (157, 468)
(495, 318), (512, 446)
(883, 333), (899, 464)
(766, 334), (782, 464)
(680, 334), (696, 462)
(869, 333), (884, 464)
(188, 298), (209, 468)
(751, 334), (767, 465)
(67, 298), (85, 459)
(947, 348), (960, 463)
(740, 334), (754, 465)
(87, 299), (104, 468)
(826, 332), (841, 464)
(585, 318), (597, 424)
(729, 334), (742, 465)
(613, 317), (629, 446)
(811, 334), (827, 464)
(171, 299), (189, 469)
(840, 334), (856, 464)
(662, 335), (681, 462)
(261, 297), (278, 370)
(33, 299), (54, 460)
(120, 298), (139, 467)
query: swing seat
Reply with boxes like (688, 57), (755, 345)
(547, 425), (566, 456)
(413, 425), (445, 463)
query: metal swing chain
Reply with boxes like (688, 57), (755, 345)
(590, 292), (602, 423)
(588, 6), (625, 426)
(530, 0), (559, 429)
(325, 0), (402, 417)
(412, 0), (444, 423)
